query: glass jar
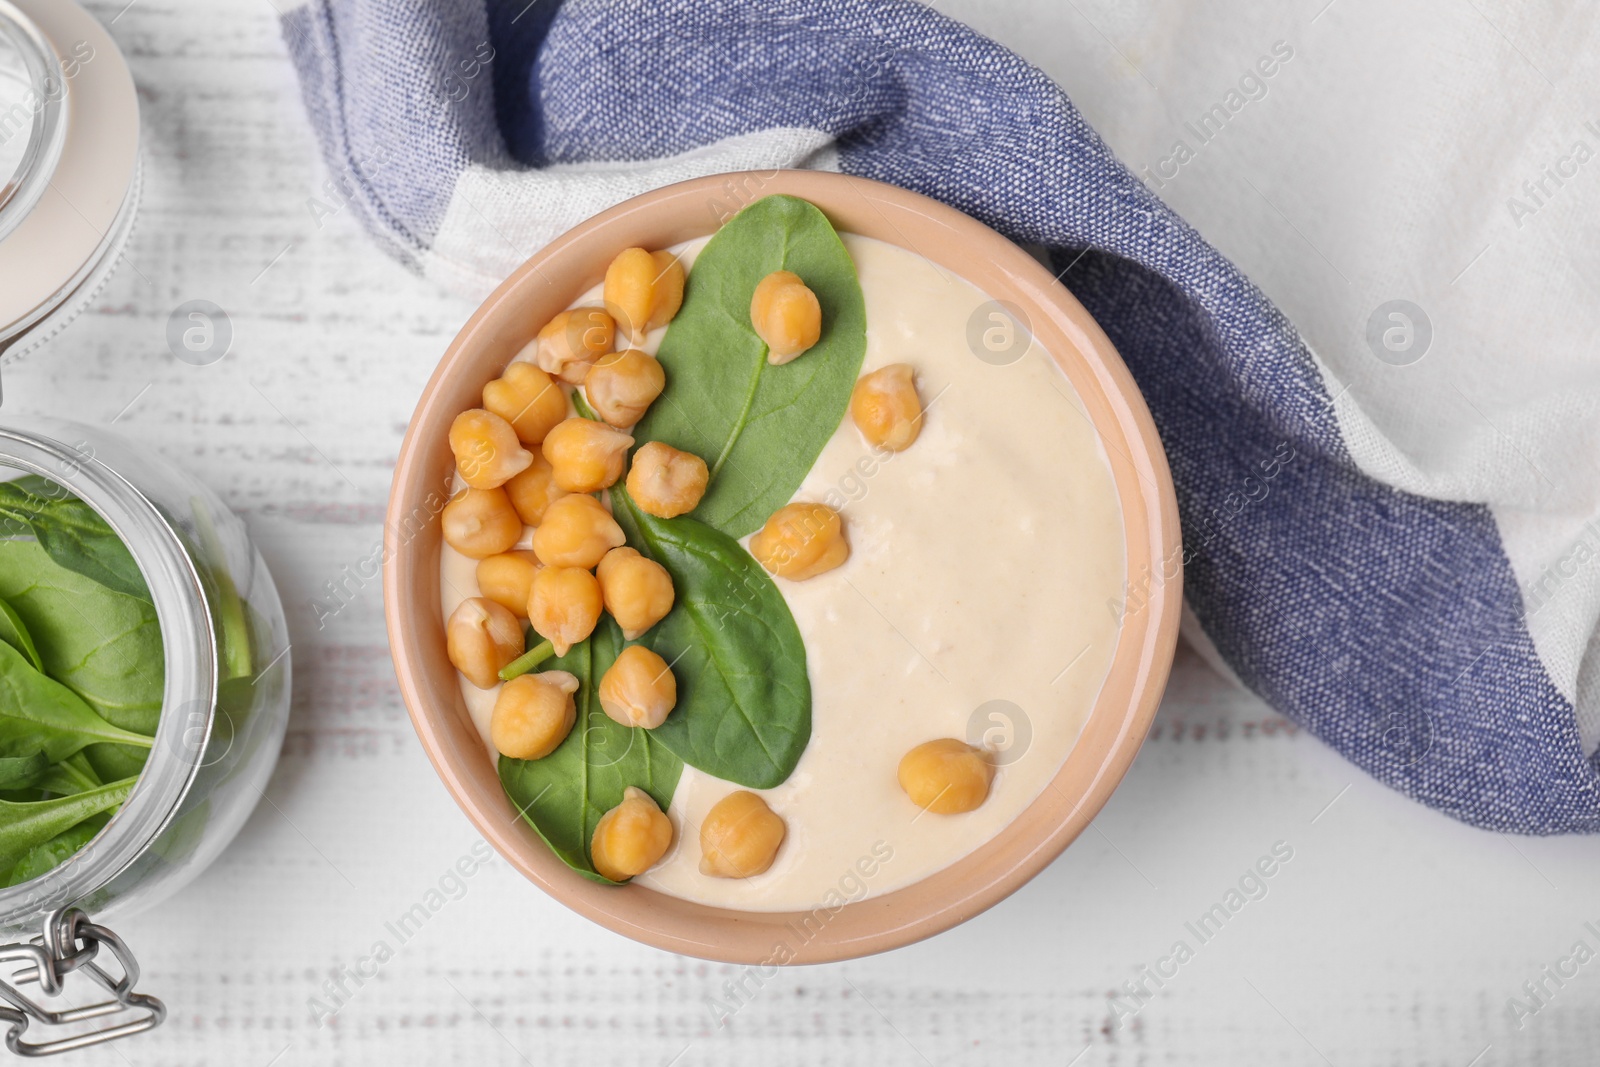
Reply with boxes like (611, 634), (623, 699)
(0, 417), (292, 1051)
(0, 3), (276, 1051)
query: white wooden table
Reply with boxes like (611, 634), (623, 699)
(5, 1), (1597, 1063)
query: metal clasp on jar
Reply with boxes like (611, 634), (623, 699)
(0, 907), (165, 1055)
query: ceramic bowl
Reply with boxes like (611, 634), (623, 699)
(383, 170), (1181, 964)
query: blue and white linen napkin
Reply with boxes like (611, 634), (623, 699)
(280, 0), (1600, 834)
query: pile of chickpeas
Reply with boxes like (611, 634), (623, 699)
(442, 234), (991, 886)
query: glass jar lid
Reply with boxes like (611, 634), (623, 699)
(0, 0), (138, 359)
(0, 2), (67, 246)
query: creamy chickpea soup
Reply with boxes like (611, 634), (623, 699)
(438, 196), (1124, 911)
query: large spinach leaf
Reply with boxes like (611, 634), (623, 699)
(611, 485), (811, 789)
(498, 616), (682, 884)
(0, 778), (134, 872)
(0, 477), (151, 601)
(0, 641), (153, 762)
(0, 539), (164, 732)
(634, 194), (867, 538)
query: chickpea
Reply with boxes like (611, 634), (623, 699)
(491, 671), (579, 759)
(624, 441), (708, 519)
(483, 360), (568, 445)
(476, 550), (541, 618)
(585, 349), (666, 428)
(590, 786), (673, 882)
(536, 307), (615, 384)
(850, 363), (923, 452)
(699, 791), (786, 878)
(603, 248), (653, 340)
(446, 597), (523, 689)
(449, 409), (534, 489)
(503, 451), (568, 525)
(750, 270), (822, 365)
(528, 565), (603, 656)
(441, 487), (523, 559)
(532, 493), (625, 569)
(596, 547), (674, 639)
(897, 739), (993, 814)
(646, 251), (685, 330)
(604, 248), (685, 340)
(748, 502), (849, 580)
(542, 418), (634, 493)
(598, 644), (677, 729)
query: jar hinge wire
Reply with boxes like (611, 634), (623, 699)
(0, 906), (165, 1055)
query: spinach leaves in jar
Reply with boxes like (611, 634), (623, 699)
(0, 481), (166, 885)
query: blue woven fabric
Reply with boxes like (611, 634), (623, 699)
(283, 0), (1600, 833)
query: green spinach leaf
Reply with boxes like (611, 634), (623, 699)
(633, 194), (867, 538)
(0, 779), (133, 873)
(498, 616), (682, 884)
(0, 640), (154, 763)
(0, 597), (42, 672)
(0, 477), (151, 601)
(0, 539), (164, 732)
(3, 813), (111, 887)
(611, 485), (811, 789)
